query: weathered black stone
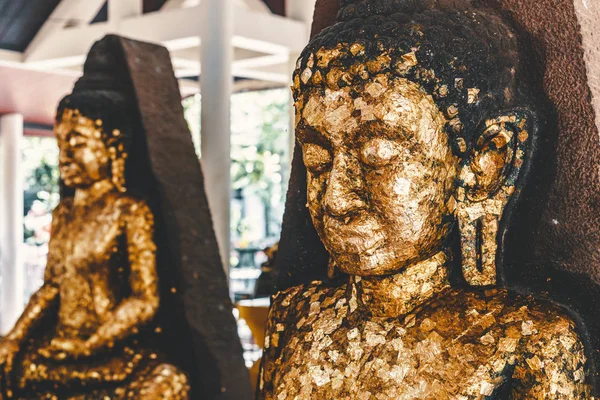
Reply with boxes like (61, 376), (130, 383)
(117, 35), (251, 400)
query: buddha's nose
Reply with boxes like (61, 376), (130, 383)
(59, 146), (75, 164)
(59, 150), (71, 165)
(323, 153), (366, 218)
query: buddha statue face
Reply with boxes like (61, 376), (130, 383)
(55, 108), (126, 190)
(294, 2), (536, 281)
(298, 77), (457, 275)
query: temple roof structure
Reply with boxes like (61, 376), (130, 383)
(0, 0), (304, 131)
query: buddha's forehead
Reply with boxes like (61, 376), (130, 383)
(55, 109), (103, 142)
(297, 76), (447, 149)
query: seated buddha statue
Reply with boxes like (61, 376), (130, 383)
(259, 0), (594, 398)
(0, 48), (188, 400)
(0, 35), (249, 400)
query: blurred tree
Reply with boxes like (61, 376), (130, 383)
(181, 89), (289, 254)
(231, 95), (288, 239)
(22, 137), (60, 243)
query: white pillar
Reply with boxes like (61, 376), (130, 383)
(286, 52), (299, 171)
(200, 0), (233, 272)
(0, 114), (25, 335)
(286, 0), (317, 165)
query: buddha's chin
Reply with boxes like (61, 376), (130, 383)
(61, 177), (80, 188)
(321, 215), (386, 253)
(329, 243), (408, 277)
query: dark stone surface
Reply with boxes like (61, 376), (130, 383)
(275, 142), (330, 290)
(487, 0), (600, 392)
(115, 36), (252, 400)
(275, 0), (600, 394)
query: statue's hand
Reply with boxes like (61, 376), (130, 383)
(38, 338), (91, 361)
(0, 338), (21, 397)
(0, 339), (20, 369)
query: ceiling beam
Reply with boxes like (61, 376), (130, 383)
(232, 6), (307, 54)
(0, 49), (81, 78)
(0, 49), (23, 65)
(24, 0), (106, 60)
(108, 0), (143, 21)
(162, 0), (272, 13)
(23, 4), (308, 68)
(240, 0), (271, 13)
(161, 0), (187, 10)
(232, 53), (288, 70)
(171, 55), (290, 83)
(233, 68), (289, 83)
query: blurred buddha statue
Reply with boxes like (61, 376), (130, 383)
(259, 0), (593, 398)
(0, 35), (250, 400)
(254, 243), (279, 298)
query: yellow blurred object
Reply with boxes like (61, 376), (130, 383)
(237, 298), (270, 348)
(237, 297), (270, 392)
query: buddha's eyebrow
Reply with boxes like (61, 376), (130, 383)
(65, 129), (88, 140)
(351, 121), (414, 143)
(296, 124), (331, 149)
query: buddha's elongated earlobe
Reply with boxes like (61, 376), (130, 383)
(455, 110), (536, 287)
(328, 258), (338, 280)
(457, 201), (501, 286)
(107, 129), (127, 192)
(110, 147), (127, 192)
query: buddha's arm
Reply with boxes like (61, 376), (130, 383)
(514, 318), (592, 399)
(257, 286), (302, 399)
(0, 281), (58, 391)
(0, 210), (61, 384)
(4, 207), (64, 344)
(257, 299), (280, 400)
(86, 200), (159, 352)
(4, 284), (59, 343)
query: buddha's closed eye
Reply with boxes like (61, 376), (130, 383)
(303, 143), (332, 173)
(68, 134), (88, 148)
(360, 138), (399, 168)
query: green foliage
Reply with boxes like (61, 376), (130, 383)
(183, 88), (290, 244)
(22, 137), (60, 243)
(230, 90), (289, 239)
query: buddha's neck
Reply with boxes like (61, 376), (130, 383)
(74, 179), (115, 207)
(348, 251), (450, 319)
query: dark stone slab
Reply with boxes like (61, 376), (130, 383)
(114, 35), (252, 400)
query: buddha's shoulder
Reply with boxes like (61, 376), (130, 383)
(428, 287), (585, 349)
(269, 280), (345, 321)
(111, 192), (149, 207)
(109, 193), (154, 219)
(53, 193), (152, 214)
(52, 198), (73, 216)
(437, 287), (575, 321)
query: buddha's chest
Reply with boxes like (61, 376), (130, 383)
(271, 310), (521, 400)
(49, 204), (124, 276)
(48, 203), (127, 335)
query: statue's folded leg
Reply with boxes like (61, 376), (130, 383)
(120, 363), (190, 400)
(13, 361), (189, 400)
(11, 336), (189, 400)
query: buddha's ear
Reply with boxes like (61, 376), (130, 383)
(458, 108), (537, 203)
(455, 108), (538, 287)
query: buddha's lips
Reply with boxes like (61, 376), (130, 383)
(322, 214), (386, 254)
(59, 164), (80, 179)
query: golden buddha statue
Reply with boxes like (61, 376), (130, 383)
(259, 0), (594, 398)
(0, 35), (250, 400)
